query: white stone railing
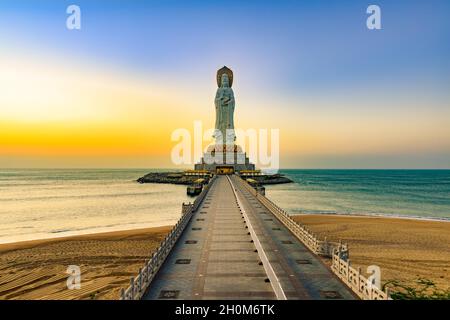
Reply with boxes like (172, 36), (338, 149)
(119, 176), (216, 300)
(237, 176), (390, 300)
(331, 249), (391, 300)
(236, 177), (347, 258)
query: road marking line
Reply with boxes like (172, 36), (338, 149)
(226, 175), (287, 300)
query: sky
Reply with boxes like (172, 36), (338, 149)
(0, 0), (449, 169)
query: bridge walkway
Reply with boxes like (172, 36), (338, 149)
(142, 175), (355, 300)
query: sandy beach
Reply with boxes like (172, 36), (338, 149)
(292, 215), (450, 290)
(1, 215), (449, 300)
(0, 226), (171, 300)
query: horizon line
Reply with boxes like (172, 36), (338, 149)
(1, 167), (449, 171)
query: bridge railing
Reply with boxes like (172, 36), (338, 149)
(237, 176), (390, 300)
(235, 177), (347, 258)
(119, 175), (216, 300)
(331, 248), (391, 300)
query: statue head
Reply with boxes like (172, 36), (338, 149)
(217, 66), (233, 87)
(221, 74), (230, 88)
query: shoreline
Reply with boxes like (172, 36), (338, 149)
(0, 223), (177, 247)
(1, 212), (448, 247)
(291, 212), (450, 223)
(0, 226), (173, 253)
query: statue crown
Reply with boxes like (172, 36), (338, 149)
(217, 66), (233, 87)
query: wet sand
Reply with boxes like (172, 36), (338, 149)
(292, 215), (450, 290)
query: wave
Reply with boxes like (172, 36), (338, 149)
(290, 210), (450, 222)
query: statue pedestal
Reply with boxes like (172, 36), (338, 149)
(194, 144), (255, 174)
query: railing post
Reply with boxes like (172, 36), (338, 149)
(138, 268), (143, 295)
(385, 287), (390, 300)
(130, 277), (135, 300)
(357, 267), (361, 292)
(346, 259), (350, 282)
(145, 260), (150, 281)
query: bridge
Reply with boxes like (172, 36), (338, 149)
(120, 175), (391, 300)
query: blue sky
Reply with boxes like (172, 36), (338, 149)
(2, 0), (449, 97)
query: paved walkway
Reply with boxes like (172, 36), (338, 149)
(142, 175), (355, 300)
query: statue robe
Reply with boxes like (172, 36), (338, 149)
(214, 86), (235, 145)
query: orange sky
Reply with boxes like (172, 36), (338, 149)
(1, 53), (449, 169)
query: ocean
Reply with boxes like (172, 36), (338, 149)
(1, 169), (449, 244)
(270, 169), (450, 220)
(0, 169), (191, 244)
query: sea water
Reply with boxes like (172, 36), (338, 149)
(268, 169), (450, 220)
(0, 169), (191, 244)
(1, 169), (449, 244)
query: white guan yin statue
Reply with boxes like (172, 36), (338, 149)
(194, 66), (255, 172)
(214, 66), (236, 145)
